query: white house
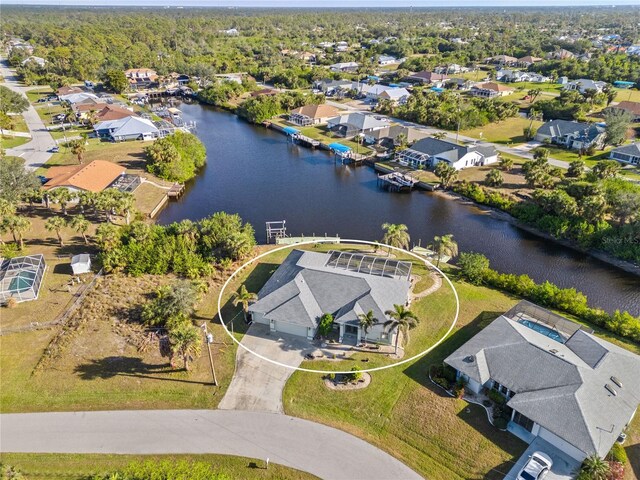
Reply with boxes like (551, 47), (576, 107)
(469, 82), (515, 98)
(362, 85), (410, 104)
(396, 137), (498, 170)
(445, 301), (640, 463)
(564, 79), (607, 94)
(93, 116), (160, 142)
(329, 62), (359, 73)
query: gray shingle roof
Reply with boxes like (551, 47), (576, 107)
(445, 315), (640, 458)
(536, 120), (601, 139)
(408, 138), (497, 161)
(611, 142), (640, 157)
(250, 250), (410, 329)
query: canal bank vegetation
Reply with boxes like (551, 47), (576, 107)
(458, 252), (640, 343)
(235, 91), (325, 124)
(144, 131), (206, 183)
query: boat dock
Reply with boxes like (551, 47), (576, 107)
(377, 172), (419, 192)
(276, 235), (341, 245)
(292, 133), (320, 148)
(167, 183), (185, 198)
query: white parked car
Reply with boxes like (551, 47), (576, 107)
(517, 451), (553, 480)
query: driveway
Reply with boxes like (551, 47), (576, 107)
(0, 59), (56, 169)
(218, 323), (313, 413)
(0, 409), (423, 480)
(503, 437), (581, 480)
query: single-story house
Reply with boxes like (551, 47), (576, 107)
(497, 69), (549, 83)
(378, 87), (410, 105)
(516, 55), (543, 67)
(547, 49), (575, 60)
(59, 92), (100, 106)
(609, 142), (640, 166)
(406, 71), (449, 86)
(21, 56), (46, 68)
(396, 137), (498, 170)
(469, 82), (514, 98)
(488, 55), (518, 66)
(445, 78), (473, 90)
(247, 249), (411, 345)
(72, 102), (109, 121)
(329, 62), (359, 73)
(313, 79), (362, 95)
(0, 254), (46, 304)
(445, 301), (640, 463)
(43, 160), (125, 193)
(289, 104), (340, 126)
(535, 120), (605, 151)
(57, 86), (84, 97)
(125, 68), (158, 90)
(250, 88), (278, 98)
(326, 112), (388, 138)
(564, 79), (607, 94)
(70, 254), (92, 275)
(606, 101), (640, 122)
(93, 116), (160, 142)
(377, 55), (399, 65)
(94, 104), (137, 122)
(364, 125), (429, 149)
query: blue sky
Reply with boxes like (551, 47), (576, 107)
(2, 0), (639, 6)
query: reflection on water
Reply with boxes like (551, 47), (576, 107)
(158, 103), (640, 315)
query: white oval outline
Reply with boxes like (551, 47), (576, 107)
(217, 239), (460, 375)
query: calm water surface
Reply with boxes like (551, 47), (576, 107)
(158, 103), (640, 315)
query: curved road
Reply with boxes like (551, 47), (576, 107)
(0, 409), (423, 480)
(1, 59), (56, 169)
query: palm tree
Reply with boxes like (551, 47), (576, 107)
(95, 223), (121, 250)
(431, 131), (447, 140)
(49, 188), (75, 215)
(45, 216), (67, 246)
(70, 139), (86, 164)
(432, 234), (459, 267)
(115, 192), (135, 225)
(71, 215), (91, 244)
(499, 156), (514, 172)
(381, 223), (410, 254)
(3, 215), (31, 249)
(232, 284), (257, 322)
(168, 323), (202, 371)
(0, 198), (16, 217)
(577, 455), (610, 480)
(357, 310), (378, 346)
(384, 304), (419, 355)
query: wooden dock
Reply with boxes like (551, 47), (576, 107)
(292, 134), (320, 148)
(167, 183), (185, 198)
(377, 172), (419, 192)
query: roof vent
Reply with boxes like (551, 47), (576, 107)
(549, 349), (558, 354)
(463, 355), (475, 363)
(605, 384), (618, 396)
(611, 376), (623, 388)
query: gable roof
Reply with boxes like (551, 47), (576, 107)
(472, 82), (514, 93)
(379, 88), (410, 100)
(93, 116), (159, 137)
(610, 101), (640, 116)
(408, 71), (449, 82)
(445, 313), (640, 459)
(95, 104), (137, 121)
(537, 120), (604, 141)
(518, 55), (542, 63)
(59, 92), (100, 105)
(57, 86), (84, 96)
(249, 250), (410, 329)
(43, 160), (125, 192)
(407, 137), (497, 161)
(327, 112), (388, 131)
(290, 104), (339, 119)
(611, 142), (640, 157)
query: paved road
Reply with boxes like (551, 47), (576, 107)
(219, 323), (310, 413)
(1, 59), (56, 169)
(0, 409), (423, 480)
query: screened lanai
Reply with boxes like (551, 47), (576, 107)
(0, 254), (46, 304)
(324, 250), (412, 280)
(396, 148), (430, 168)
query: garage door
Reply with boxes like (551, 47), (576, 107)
(275, 321), (308, 338)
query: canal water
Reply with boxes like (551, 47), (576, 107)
(158, 103), (639, 315)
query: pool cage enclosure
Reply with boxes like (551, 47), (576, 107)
(324, 250), (412, 281)
(504, 300), (593, 341)
(0, 254), (46, 304)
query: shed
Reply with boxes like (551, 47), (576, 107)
(71, 254), (92, 275)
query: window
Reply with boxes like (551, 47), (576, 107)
(513, 411), (535, 432)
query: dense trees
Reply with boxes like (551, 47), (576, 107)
(0, 157), (39, 204)
(235, 91), (324, 124)
(603, 109), (632, 147)
(145, 131), (206, 183)
(105, 69), (128, 93)
(0, 86), (29, 115)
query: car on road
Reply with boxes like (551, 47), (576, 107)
(47, 146), (59, 153)
(517, 451), (553, 480)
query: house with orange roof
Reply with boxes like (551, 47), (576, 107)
(43, 160), (125, 193)
(289, 104), (340, 126)
(470, 82), (515, 98)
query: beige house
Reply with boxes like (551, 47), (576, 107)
(289, 104), (340, 126)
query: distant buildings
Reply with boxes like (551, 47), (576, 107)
(496, 69), (550, 83)
(329, 62), (359, 73)
(124, 68), (158, 90)
(563, 79), (607, 94)
(606, 101), (640, 122)
(406, 71), (449, 87)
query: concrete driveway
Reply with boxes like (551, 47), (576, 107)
(0, 409), (423, 480)
(503, 437), (580, 480)
(218, 323), (313, 413)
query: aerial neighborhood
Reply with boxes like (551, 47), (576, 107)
(0, 4), (639, 480)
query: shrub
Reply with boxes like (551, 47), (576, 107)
(5, 297), (17, 309)
(348, 366), (362, 382)
(318, 313), (334, 337)
(487, 389), (507, 405)
(433, 377), (450, 390)
(493, 417), (508, 430)
(607, 443), (628, 464)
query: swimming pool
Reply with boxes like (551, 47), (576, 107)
(519, 319), (565, 343)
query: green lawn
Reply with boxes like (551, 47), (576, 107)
(1, 135), (30, 149)
(0, 453), (318, 480)
(460, 117), (544, 145)
(5, 114), (29, 133)
(26, 87), (54, 103)
(544, 145), (613, 165)
(614, 87), (640, 103)
(270, 118), (372, 153)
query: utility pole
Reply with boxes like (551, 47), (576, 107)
(201, 323), (218, 387)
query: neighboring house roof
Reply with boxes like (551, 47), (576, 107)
(548, 48), (575, 59)
(471, 82), (514, 93)
(59, 92), (100, 105)
(566, 79), (607, 91)
(367, 125), (429, 143)
(57, 86), (84, 96)
(611, 142), (640, 157)
(408, 71), (448, 82)
(445, 312), (640, 459)
(95, 104), (137, 121)
(125, 68), (157, 78)
(327, 112), (389, 131)
(250, 88), (278, 97)
(518, 55), (542, 64)
(43, 160), (125, 192)
(73, 102), (108, 113)
(379, 88), (410, 101)
(249, 250), (410, 329)
(407, 137), (497, 161)
(609, 101), (640, 117)
(93, 116), (159, 137)
(491, 55), (518, 63)
(290, 104), (339, 119)
(536, 120), (604, 143)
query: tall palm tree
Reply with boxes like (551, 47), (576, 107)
(168, 323), (202, 371)
(381, 223), (410, 254)
(232, 284), (258, 322)
(3, 215), (31, 249)
(384, 304), (419, 355)
(0, 198), (16, 217)
(49, 188), (75, 215)
(76, 191), (96, 214)
(45, 216), (67, 246)
(432, 234), (459, 267)
(357, 310), (378, 346)
(71, 215), (91, 244)
(70, 139), (86, 164)
(116, 192), (135, 225)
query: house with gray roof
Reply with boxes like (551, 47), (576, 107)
(535, 119), (605, 151)
(610, 142), (640, 166)
(93, 116), (160, 142)
(395, 137), (498, 170)
(564, 78), (607, 94)
(444, 301), (640, 462)
(326, 112), (389, 138)
(248, 250), (411, 345)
